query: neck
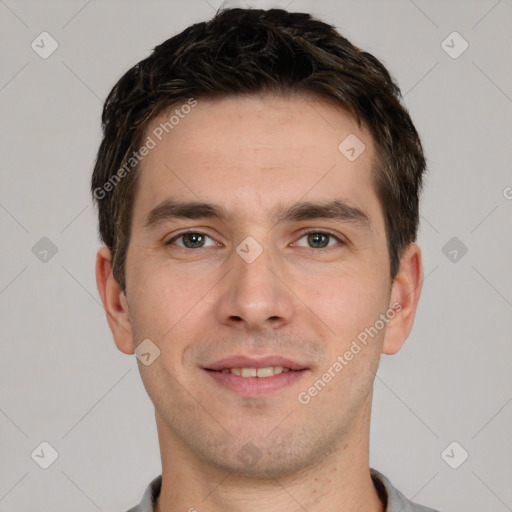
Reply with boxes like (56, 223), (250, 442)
(154, 403), (384, 512)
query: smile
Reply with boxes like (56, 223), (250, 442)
(204, 367), (307, 396)
(214, 366), (292, 377)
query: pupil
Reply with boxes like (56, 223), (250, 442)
(185, 233), (203, 248)
(309, 233), (328, 248)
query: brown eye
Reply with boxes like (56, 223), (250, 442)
(181, 233), (205, 248)
(307, 233), (330, 248)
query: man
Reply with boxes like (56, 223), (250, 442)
(92, 7), (439, 512)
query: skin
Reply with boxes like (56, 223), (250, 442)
(96, 92), (423, 512)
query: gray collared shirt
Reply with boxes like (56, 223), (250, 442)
(126, 468), (440, 511)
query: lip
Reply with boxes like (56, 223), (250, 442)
(205, 355), (307, 372)
(204, 368), (308, 396)
(203, 355), (309, 396)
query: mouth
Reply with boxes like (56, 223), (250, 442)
(203, 356), (309, 395)
(207, 366), (295, 377)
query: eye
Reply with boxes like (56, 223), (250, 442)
(165, 230), (344, 250)
(294, 231), (344, 249)
(165, 231), (218, 249)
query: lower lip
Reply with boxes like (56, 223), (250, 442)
(204, 369), (307, 396)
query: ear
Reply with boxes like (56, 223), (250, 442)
(95, 245), (135, 354)
(382, 243), (423, 355)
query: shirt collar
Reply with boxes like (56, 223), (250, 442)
(129, 469), (437, 512)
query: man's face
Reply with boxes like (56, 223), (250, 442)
(119, 93), (396, 477)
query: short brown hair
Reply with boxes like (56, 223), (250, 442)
(91, 7), (426, 292)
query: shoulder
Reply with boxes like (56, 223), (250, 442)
(126, 474), (162, 512)
(370, 468), (441, 512)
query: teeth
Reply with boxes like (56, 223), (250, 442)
(241, 368), (257, 377)
(256, 367), (274, 378)
(221, 366), (291, 378)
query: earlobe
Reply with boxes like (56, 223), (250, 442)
(382, 244), (423, 355)
(95, 246), (135, 355)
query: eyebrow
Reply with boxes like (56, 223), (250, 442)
(143, 198), (370, 230)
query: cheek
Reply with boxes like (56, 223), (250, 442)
(304, 264), (390, 337)
(127, 258), (209, 337)
(129, 268), (203, 399)
(298, 271), (388, 412)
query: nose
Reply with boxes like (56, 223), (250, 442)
(214, 240), (295, 331)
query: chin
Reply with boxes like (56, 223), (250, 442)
(202, 435), (324, 480)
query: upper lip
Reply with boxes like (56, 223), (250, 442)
(205, 355), (307, 371)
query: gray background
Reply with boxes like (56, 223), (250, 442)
(1, 0), (511, 510)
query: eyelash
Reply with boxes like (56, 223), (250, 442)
(164, 230), (345, 251)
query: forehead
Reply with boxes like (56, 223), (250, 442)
(131, 93), (381, 229)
